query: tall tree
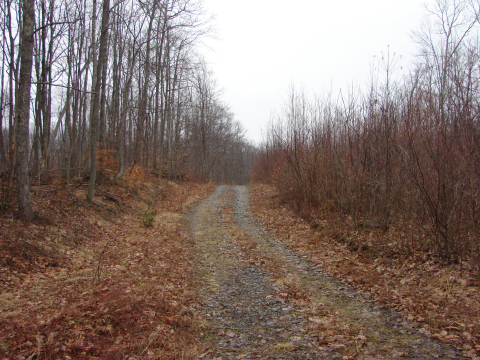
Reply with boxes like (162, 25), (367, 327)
(86, 0), (110, 203)
(15, 0), (36, 220)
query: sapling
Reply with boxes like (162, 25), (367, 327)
(138, 201), (157, 227)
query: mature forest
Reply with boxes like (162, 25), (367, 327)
(0, 0), (253, 220)
(252, 0), (480, 272)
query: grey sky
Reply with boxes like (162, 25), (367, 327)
(202, 0), (433, 144)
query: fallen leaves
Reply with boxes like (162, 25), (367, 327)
(273, 342), (296, 351)
(0, 178), (213, 359)
(249, 183), (480, 358)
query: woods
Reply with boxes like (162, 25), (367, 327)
(0, 0), (252, 215)
(3, 1), (480, 357)
(3, 0), (480, 271)
(252, 0), (480, 272)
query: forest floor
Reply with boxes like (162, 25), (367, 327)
(248, 184), (480, 359)
(1, 180), (479, 359)
(0, 172), (213, 359)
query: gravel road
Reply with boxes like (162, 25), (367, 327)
(189, 185), (462, 359)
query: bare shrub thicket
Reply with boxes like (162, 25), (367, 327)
(252, 0), (480, 270)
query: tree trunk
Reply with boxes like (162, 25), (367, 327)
(0, 51), (7, 173)
(15, 0), (35, 221)
(87, 0), (110, 202)
(5, 0), (19, 204)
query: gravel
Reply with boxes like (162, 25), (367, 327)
(189, 185), (463, 359)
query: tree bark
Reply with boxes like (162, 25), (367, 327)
(0, 51), (7, 173)
(86, 0), (110, 203)
(5, 0), (19, 204)
(15, 0), (35, 221)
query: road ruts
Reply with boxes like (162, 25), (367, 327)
(189, 185), (462, 360)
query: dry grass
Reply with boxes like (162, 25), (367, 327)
(0, 173), (214, 359)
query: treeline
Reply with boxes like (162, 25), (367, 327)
(0, 0), (253, 220)
(252, 0), (480, 267)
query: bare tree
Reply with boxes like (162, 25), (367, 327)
(86, 0), (110, 203)
(14, 0), (35, 220)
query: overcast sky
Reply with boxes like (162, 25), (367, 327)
(201, 0), (434, 144)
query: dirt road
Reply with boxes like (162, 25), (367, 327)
(189, 185), (461, 359)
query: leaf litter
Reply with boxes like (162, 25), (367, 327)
(249, 183), (480, 359)
(0, 175), (214, 359)
(1, 179), (476, 359)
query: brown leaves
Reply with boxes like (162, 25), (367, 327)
(249, 183), (480, 359)
(0, 178), (213, 359)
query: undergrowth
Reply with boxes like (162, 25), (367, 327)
(138, 201), (157, 227)
(249, 183), (480, 359)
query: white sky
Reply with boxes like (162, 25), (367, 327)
(201, 0), (434, 144)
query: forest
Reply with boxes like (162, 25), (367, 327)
(2, 0), (480, 358)
(252, 0), (480, 275)
(2, 0), (480, 272)
(0, 0), (254, 221)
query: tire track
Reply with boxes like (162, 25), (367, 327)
(190, 185), (462, 359)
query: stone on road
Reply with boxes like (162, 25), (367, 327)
(189, 185), (462, 359)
